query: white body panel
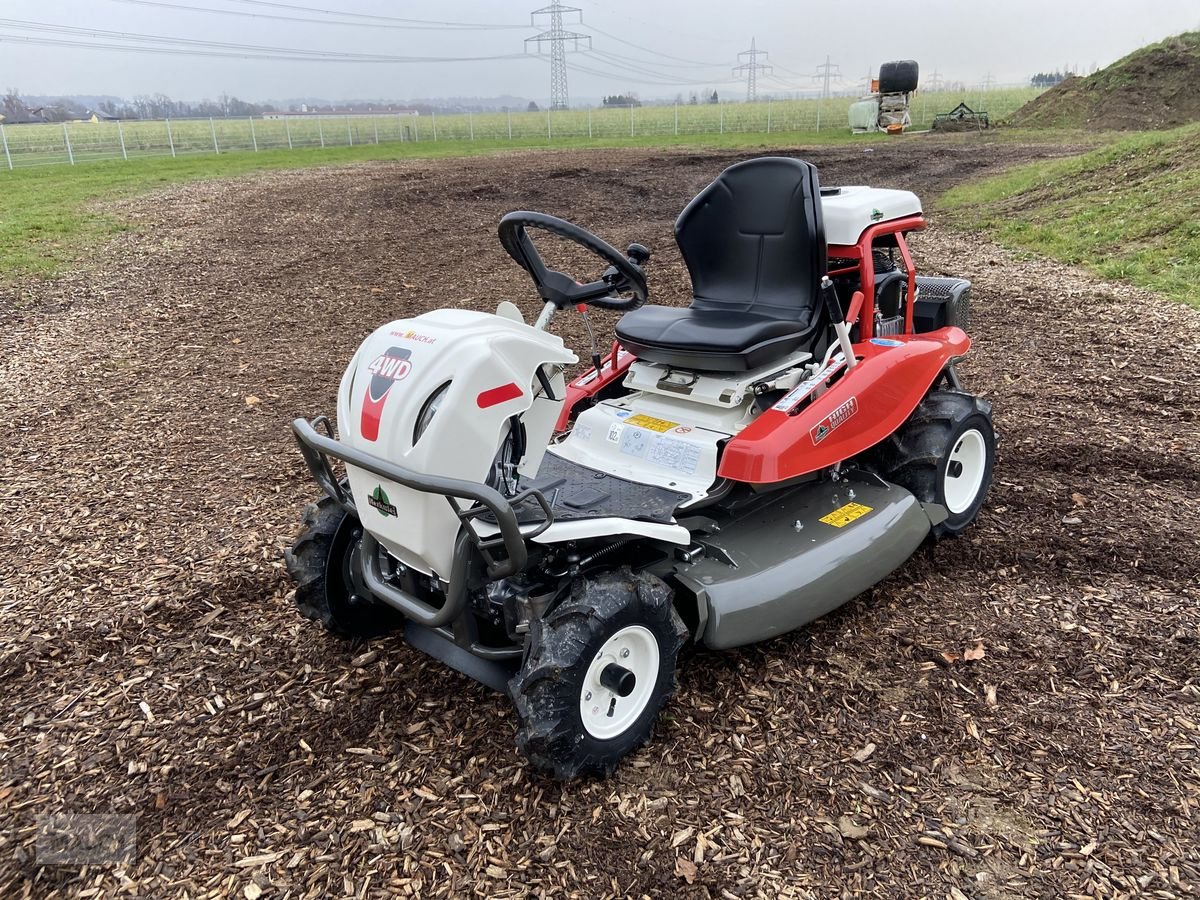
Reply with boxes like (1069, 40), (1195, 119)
(821, 186), (922, 246)
(336, 308), (576, 578)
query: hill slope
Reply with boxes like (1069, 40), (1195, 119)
(1012, 32), (1200, 130)
(939, 124), (1200, 306)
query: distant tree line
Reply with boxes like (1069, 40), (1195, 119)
(1030, 71), (1075, 88)
(1, 88), (273, 122)
(99, 93), (269, 119)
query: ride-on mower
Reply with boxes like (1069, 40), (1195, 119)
(287, 157), (995, 779)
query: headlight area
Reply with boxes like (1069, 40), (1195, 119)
(413, 381), (452, 446)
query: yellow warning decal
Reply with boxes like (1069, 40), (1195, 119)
(819, 502), (874, 528)
(625, 414), (679, 432)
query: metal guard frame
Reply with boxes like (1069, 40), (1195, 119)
(291, 417), (555, 589)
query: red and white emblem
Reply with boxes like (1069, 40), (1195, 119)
(361, 347), (412, 441)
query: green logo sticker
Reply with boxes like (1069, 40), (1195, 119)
(368, 485), (398, 518)
(869, 208), (885, 222)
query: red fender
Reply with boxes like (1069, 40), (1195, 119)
(718, 327), (971, 484)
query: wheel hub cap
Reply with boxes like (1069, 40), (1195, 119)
(579, 625), (659, 740)
(944, 428), (987, 515)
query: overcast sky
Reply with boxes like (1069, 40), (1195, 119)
(3, 0), (1198, 104)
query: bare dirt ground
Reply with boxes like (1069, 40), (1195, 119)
(1, 140), (1198, 899)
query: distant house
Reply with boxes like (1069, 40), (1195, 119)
(85, 109), (122, 123)
(0, 107), (47, 125)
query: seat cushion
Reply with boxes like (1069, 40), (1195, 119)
(615, 305), (813, 373)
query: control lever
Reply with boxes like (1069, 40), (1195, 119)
(821, 277), (858, 371)
(576, 303), (603, 377)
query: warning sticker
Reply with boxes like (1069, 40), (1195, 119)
(772, 353), (847, 414)
(624, 414), (679, 432)
(819, 502), (874, 528)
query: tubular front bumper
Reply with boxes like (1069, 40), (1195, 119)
(291, 416), (554, 586)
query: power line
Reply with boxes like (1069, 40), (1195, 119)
(525, 1), (590, 110)
(0, 19), (530, 62)
(733, 37), (771, 102)
(106, 0), (527, 32)
(578, 51), (738, 87)
(581, 23), (720, 67)
(218, 0), (522, 29)
(590, 47), (729, 72)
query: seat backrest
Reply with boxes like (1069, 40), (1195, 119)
(675, 157), (826, 320)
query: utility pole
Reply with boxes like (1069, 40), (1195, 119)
(525, 1), (590, 110)
(733, 38), (772, 102)
(927, 69), (945, 92)
(813, 55), (841, 100)
(981, 71), (996, 90)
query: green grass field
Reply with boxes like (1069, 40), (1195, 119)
(938, 123), (1200, 308)
(1, 89), (1043, 168)
(2, 130), (880, 280)
(0, 87), (1046, 282)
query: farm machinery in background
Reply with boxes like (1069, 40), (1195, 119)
(850, 60), (920, 134)
(932, 102), (991, 131)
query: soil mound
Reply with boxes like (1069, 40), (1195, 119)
(1012, 31), (1200, 130)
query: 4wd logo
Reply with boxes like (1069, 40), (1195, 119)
(367, 353), (413, 380)
(810, 396), (859, 445)
(367, 485), (398, 518)
(360, 346), (413, 442)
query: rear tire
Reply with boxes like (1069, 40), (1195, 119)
(285, 496), (405, 638)
(877, 390), (995, 539)
(510, 568), (687, 780)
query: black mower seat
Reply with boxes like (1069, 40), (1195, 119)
(616, 156), (827, 374)
(615, 306), (815, 372)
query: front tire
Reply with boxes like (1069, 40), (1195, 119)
(510, 568), (687, 780)
(285, 496), (405, 638)
(878, 390), (995, 539)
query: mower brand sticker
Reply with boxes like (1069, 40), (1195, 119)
(394, 329), (436, 344)
(870, 337), (903, 347)
(772, 354), (846, 414)
(819, 502), (873, 528)
(870, 208), (885, 222)
(367, 485), (398, 518)
(361, 346), (413, 442)
(625, 414), (679, 433)
(810, 396), (859, 445)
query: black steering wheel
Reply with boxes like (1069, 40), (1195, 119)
(498, 211), (649, 312)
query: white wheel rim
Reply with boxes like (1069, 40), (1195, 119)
(579, 625), (660, 741)
(944, 428), (988, 515)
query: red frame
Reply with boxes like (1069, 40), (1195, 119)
(555, 341), (636, 431)
(558, 213), (969, 485)
(826, 214), (925, 339)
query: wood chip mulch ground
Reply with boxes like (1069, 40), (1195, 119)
(1, 140), (1197, 898)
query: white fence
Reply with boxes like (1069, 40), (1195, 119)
(0, 90), (1043, 170)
